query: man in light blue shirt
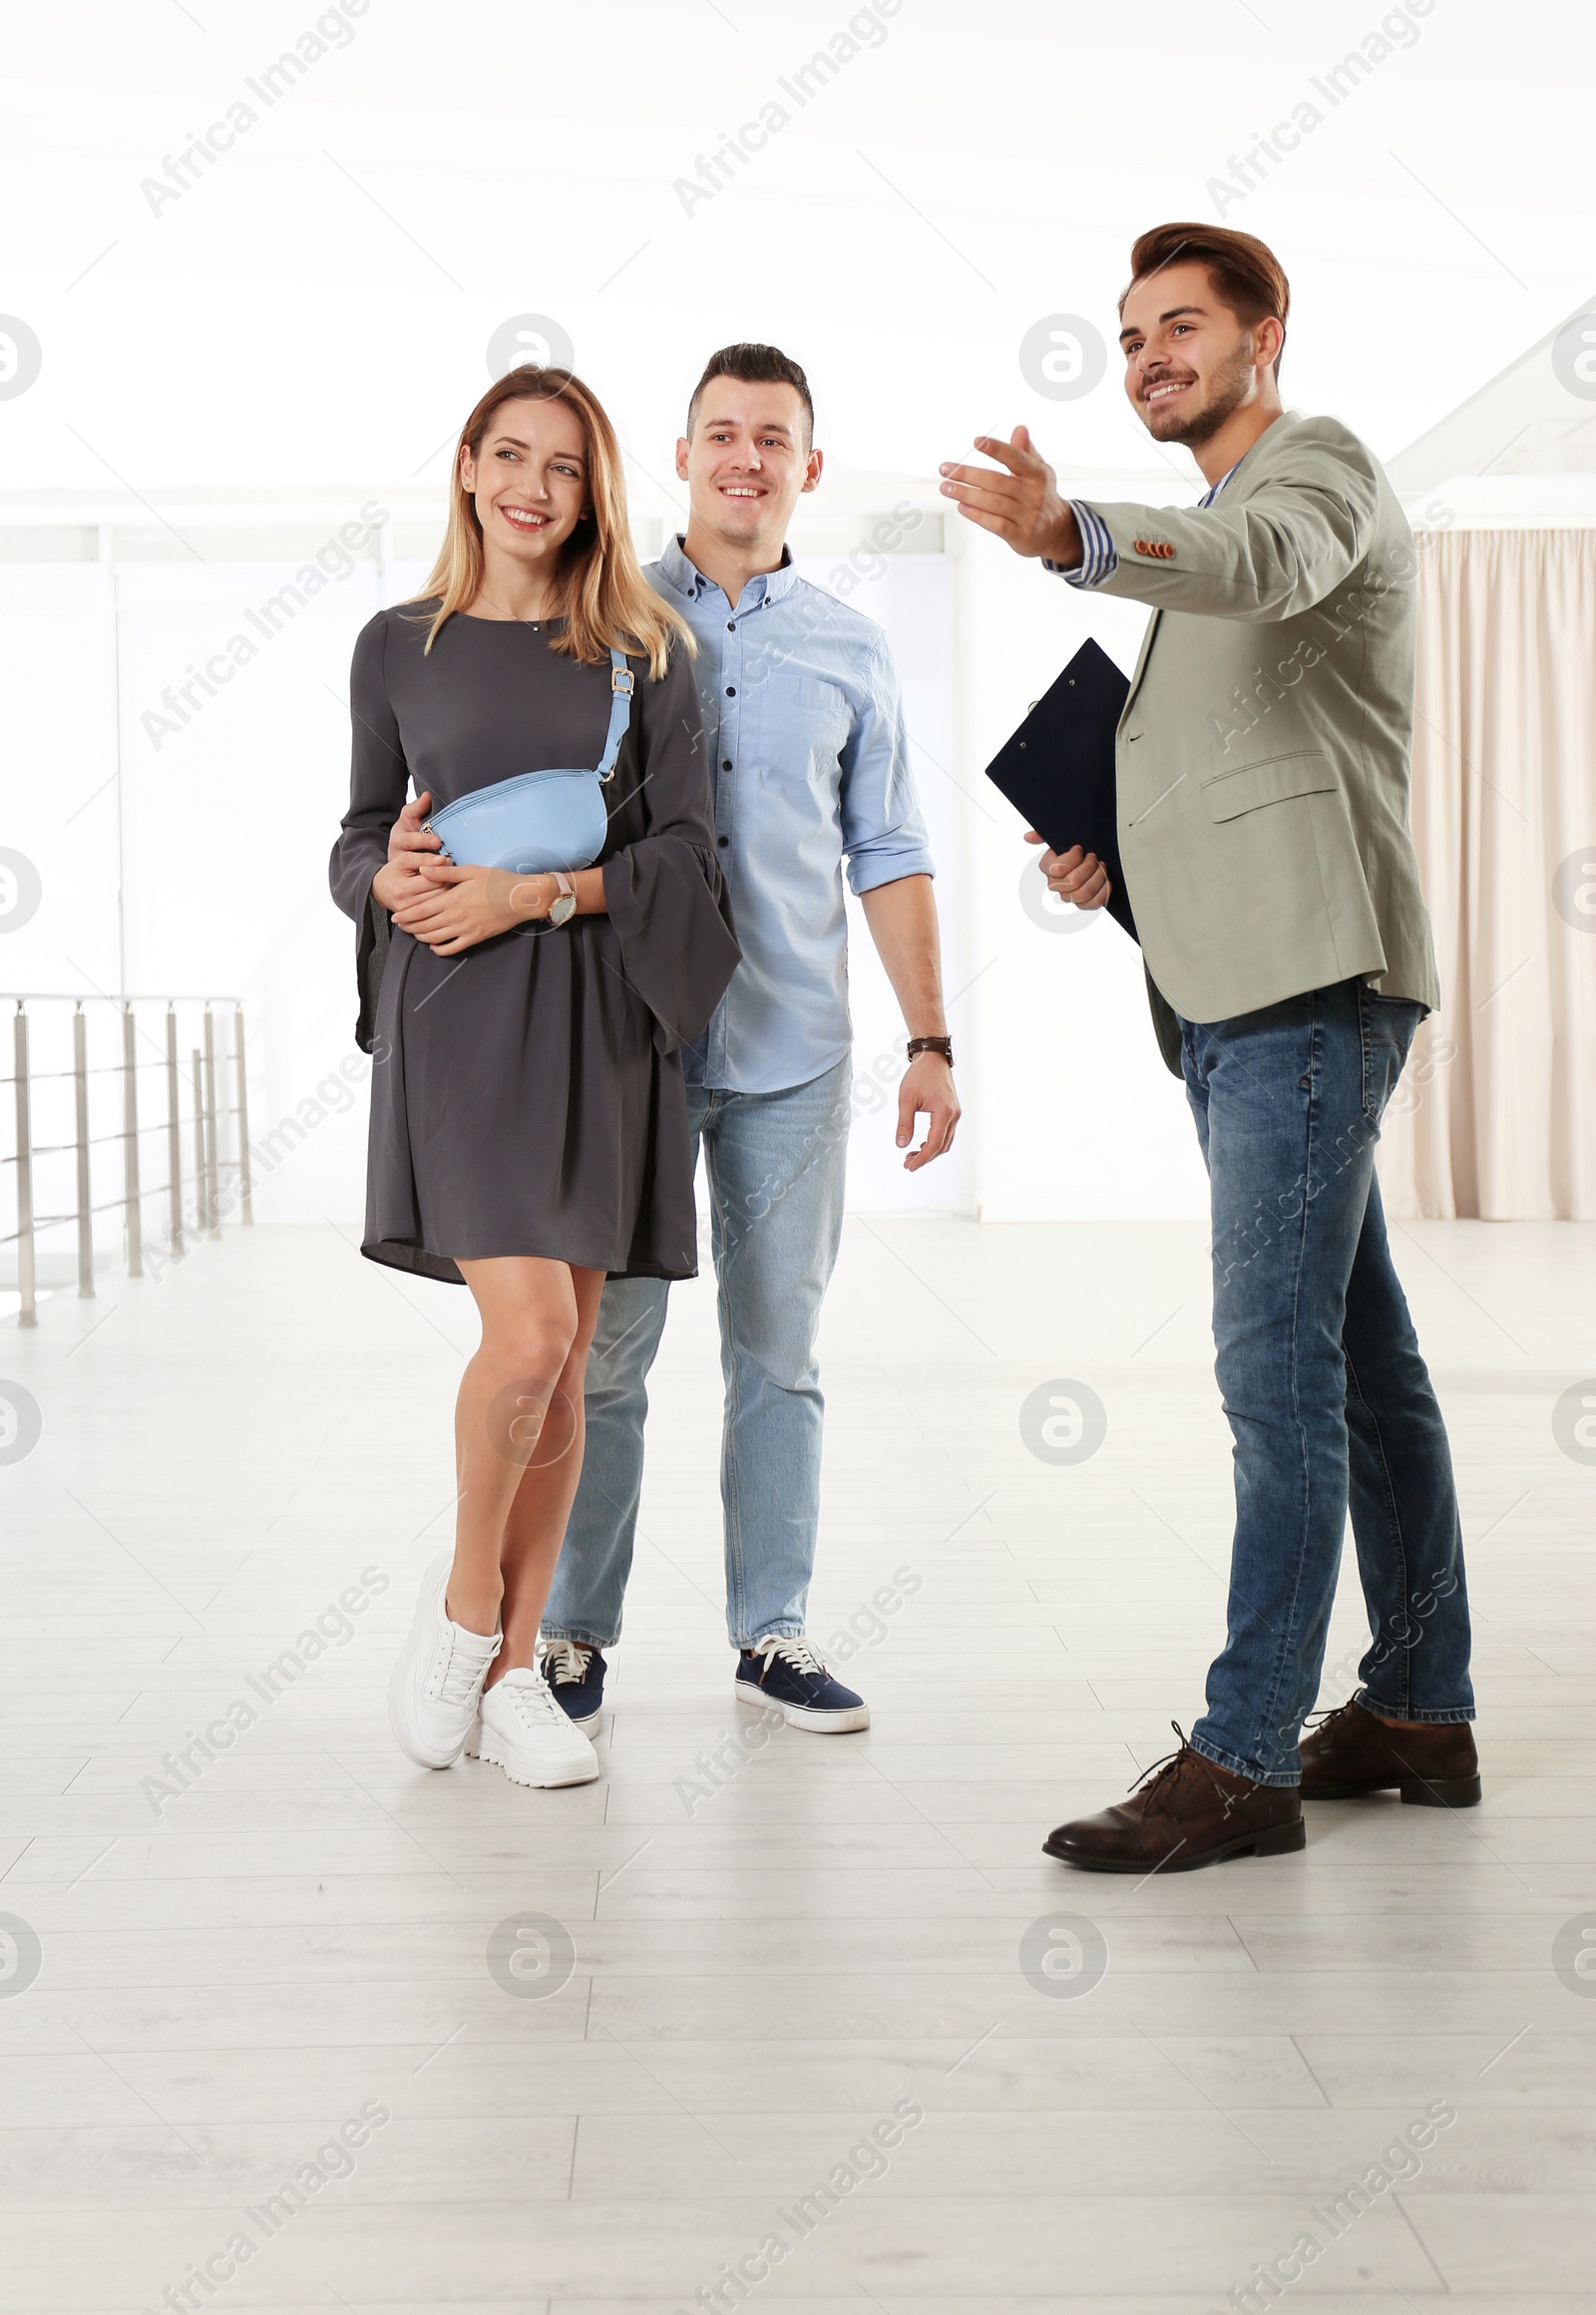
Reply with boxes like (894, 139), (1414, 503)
(541, 343), (961, 1734)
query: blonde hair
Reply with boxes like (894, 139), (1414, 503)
(414, 365), (692, 677)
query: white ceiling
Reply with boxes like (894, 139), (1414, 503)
(3, 0), (1593, 510)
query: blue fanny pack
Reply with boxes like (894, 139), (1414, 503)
(423, 646), (635, 875)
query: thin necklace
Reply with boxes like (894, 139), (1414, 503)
(473, 587), (558, 625)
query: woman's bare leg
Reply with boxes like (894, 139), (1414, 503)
(493, 1268), (606, 1683)
(450, 1257), (598, 1641)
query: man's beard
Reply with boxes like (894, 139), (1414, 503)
(1145, 341), (1257, 448)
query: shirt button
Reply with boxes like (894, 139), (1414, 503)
(717, 836), (729, 848)
(721, 758), (732, 770)
(725, 685), (736, 696)
(726, 621), (735, 632)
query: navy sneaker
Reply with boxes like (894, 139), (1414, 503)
(734, 1637), (870, 1733)
(540, 1640), (606, 1726)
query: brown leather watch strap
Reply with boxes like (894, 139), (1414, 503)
(907, 1035), (954, 1065)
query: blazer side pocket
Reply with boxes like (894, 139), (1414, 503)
(1201, 749), (1338, 824)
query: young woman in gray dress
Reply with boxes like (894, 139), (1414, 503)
(330, 365), (738, 1789)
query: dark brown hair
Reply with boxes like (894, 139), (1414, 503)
(1120, 223), (1291, 378)
(686, 342), (814, 444)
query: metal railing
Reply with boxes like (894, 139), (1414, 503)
(2, 994), (251, 1327)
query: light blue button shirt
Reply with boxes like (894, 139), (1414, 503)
(646, 534), (935, 1095)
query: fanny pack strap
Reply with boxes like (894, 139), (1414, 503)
(597, 648), (635, 784)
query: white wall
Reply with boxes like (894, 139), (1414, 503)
(794, 545), (975, 1218)
(953, 520), (1210, 1222)
(0, 565), (128, 1293)
(111, 550), (398, 1226)
(0, 539), (395, 1263)
(1, 564), (122, 1000)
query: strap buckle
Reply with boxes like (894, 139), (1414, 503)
(610, 665), (634, 695)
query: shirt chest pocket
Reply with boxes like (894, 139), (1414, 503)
(752, 673), (852, 774)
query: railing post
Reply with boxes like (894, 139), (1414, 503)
(201, 1008), (219, 1239)
(233, 1005), (252, 1224)
(166, 1005), (184, 1257)
(13, 1007), (34, 1328)
(122, 1004), (143, 1278)
(73, 1003), (94, 1299)
(191, 1049), (206, 1237)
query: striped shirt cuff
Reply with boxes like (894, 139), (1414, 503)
(1042, 501), (1117, 588)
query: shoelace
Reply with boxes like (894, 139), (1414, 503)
(1128, 1720), (1196, 1799)
(543, 1641), (592, 1687)
(1129, 1721), (1267, 1823)
(433, 1626), (496, 1708)
(495, 1671), (566, 1733)
(749, 1635), (827, 1682)
(1302, 1696), (1359, 1736)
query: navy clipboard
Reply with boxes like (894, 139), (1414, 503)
(984, 636), (1137, 943)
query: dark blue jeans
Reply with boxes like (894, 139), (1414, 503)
(1180, 978), (1474, 1784)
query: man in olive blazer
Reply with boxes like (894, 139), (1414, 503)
(943, 223), (1478, 1872)
(1087, 407), (1440, 1053)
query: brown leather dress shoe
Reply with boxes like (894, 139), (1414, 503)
(1043, 1725), (1305, 1873)
(1300, 1697), (1481, 1807)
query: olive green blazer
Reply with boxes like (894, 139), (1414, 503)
(1079, 412), (1439, 1069)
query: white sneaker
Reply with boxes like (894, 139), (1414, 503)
(467, 1668), (600, 1788)
(388, 1552), (501, 1768)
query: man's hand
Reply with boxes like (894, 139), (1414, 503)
(1024, 829), (1112, 910)
(939, 426), (1080, 565)
(391, 860), (557, 956)
(897, 1053), (960, 1173)
(855, 876), (962, 1172)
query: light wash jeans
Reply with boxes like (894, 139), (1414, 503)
(544, 1056), (852, 1649)
(1181, 978), (1474, 1785)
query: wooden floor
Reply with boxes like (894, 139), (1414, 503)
(1, 1213), (1593, 2313)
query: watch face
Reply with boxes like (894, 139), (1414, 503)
(551, 894), (577, 926)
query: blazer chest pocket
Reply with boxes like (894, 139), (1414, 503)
(1201, 749), (1339, 824)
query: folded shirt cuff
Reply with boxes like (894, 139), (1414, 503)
(1042, 501), (1117, 588)
(847, 849), (938, 899)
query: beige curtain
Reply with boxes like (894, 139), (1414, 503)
(1378, 528), (1596, 1220)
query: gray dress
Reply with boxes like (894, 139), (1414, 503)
(328, 602), (740, 1285)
